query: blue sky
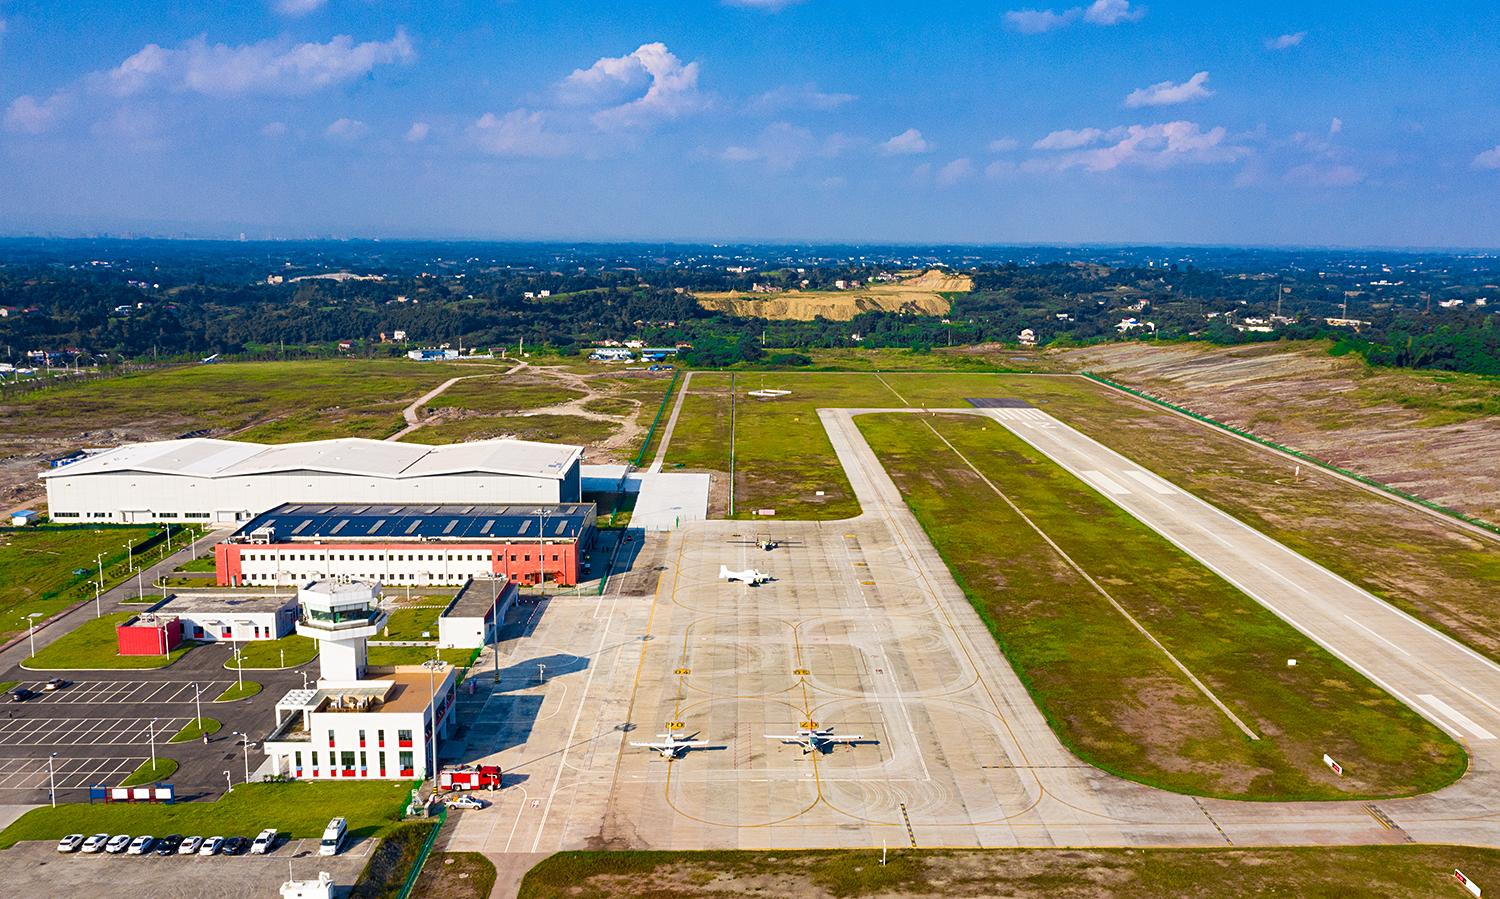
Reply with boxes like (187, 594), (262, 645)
(2, 0), (1498, 246)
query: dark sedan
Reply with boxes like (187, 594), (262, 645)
(155, 834), (183, 855)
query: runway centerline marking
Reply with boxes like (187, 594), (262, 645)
(1346, 616), (1411, 656)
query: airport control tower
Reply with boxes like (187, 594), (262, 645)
(295, 580), (387, 682)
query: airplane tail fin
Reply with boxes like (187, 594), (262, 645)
(719, 565), (731, 578)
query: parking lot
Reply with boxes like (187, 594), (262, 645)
(13, 681), (235, 705)
(2, 836), (375, 899)
(0, 642), (301, 803)
(0, 717), (195, 747)
(0, 756), (143, 792)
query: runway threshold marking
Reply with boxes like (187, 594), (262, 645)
(1123, 470), (1177, 494)
(1417, 694), (1497, 740)
(1193, 798), (1232, 845)
(1080, 470), (1131, 495)
(899, 802), (917, 847)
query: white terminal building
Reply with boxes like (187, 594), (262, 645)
(40, 437), (583, 524)
(261, 580), (457, 781)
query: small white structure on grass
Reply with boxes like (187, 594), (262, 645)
(280, 871), (333, 899)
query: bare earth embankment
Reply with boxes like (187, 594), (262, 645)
(1051, 341), (1500, 526)
(693, 270), (969, 321)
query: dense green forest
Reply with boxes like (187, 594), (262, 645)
(2, 244), (1497, 376)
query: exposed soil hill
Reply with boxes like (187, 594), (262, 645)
(694, 269), (969, 321)
(1049, 340), (1500, 525)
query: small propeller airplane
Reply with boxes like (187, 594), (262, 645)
(629, 731), (710, 758)
(720, 565), (772, 585)
(726, 534), (801, 551)
(764, 727), (866, 754)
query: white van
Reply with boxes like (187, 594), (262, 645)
(319, 817), (346, 857)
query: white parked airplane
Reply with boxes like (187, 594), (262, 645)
(629, 732), (709, 758)
(764, 728), (866, 754)
(720, 565), (771, 585)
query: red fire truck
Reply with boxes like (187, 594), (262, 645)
(438, 764), (503, 791)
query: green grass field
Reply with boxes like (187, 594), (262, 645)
(857, 412), (1464, 800)
(0, 526), (157, 641)
(422, 379), (585, 413)
(367, 646), (473, 667)
(518, 846), (1500, 899)
(0, 359), (477, 444)
(23, 611), (192, 670)
(380, 607), (447, 642)
(229, 635), (318, 669)
(0, 780), (416, 848)
(400, 413), (619, 447)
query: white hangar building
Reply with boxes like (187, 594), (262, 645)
(42, 437), (583, 524)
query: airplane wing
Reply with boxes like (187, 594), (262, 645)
(764, 734), (809, 741)
(820, 735), (864, 743)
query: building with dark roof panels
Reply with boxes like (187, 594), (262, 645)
(215, 502), (597, 587)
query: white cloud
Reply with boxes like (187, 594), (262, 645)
(882, 128), (931, 155)
(988, 137), (1019, 152)
(749, 83), (855, 113)
(1283, 162), (1363, 187)
(1004, 8), (1080, 33)
(1083, 0), (1146, 25)
(721, 0), (806, 10)
(986, 159), (1019, 179)
(1045, 121), (1244, 172)
(261, 121), (287, 137)
(1124, 71), (1213, 108)
(1267, 31), (1307, 50)
(324, 117), (368, 140)
(1328, 117), (1342, 136)
(1471, 146), (1500, 170)
(563, 43), (707, 131)
(405, 122), (429, 142)
(473, 109), (573, 157)
(1033, 127), (1103, 149)
(721, 122), (850, 172)
(4, 92), (73, 133)
(936, 158), (974, 186)
(275, 0), (326, 15)
(102, 31), (414, 98)
(1005, 1), (1142, 32)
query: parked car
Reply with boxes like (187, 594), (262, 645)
(178, 836), (203, 855)
(8, 687), (34, 702)
(126, 835), (154, 855)
(198, 836), (224, 856)
(250, 828), (278, 855)
(42, 678), (70, 691)
(155, 834), (182, 855)
(445, 795), (485, 810)
(104, 835), (131, 854)
(81, 833), (111, 854)
(222, 836), (249, 855)
(56, 834), (85, 852)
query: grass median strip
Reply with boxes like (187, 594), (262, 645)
(0, 780), (415, 849)
(168, 717), (221, 742)
(858, 412), (1464, 800)
(23, 611), (192, 670)
(519, 846), (1500, 899)
(215, 681), (262, 701)
(119, 758), (177, 787)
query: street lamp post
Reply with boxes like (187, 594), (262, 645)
(234, 732), (250, 785)
(538, 663), (546, 685)
(26, 612), (42, 660)
(234, 646), (244, 690)
(48, 753), (57, 808)
(193, 683), (202, 731)
(421, 659), (444, 782)
(225, 770), (233, 794)
(294, 669), (308, 690)
(149, 717), (159, 774)
(491, 576), (501, 683)
(95, 552), (107, 617)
